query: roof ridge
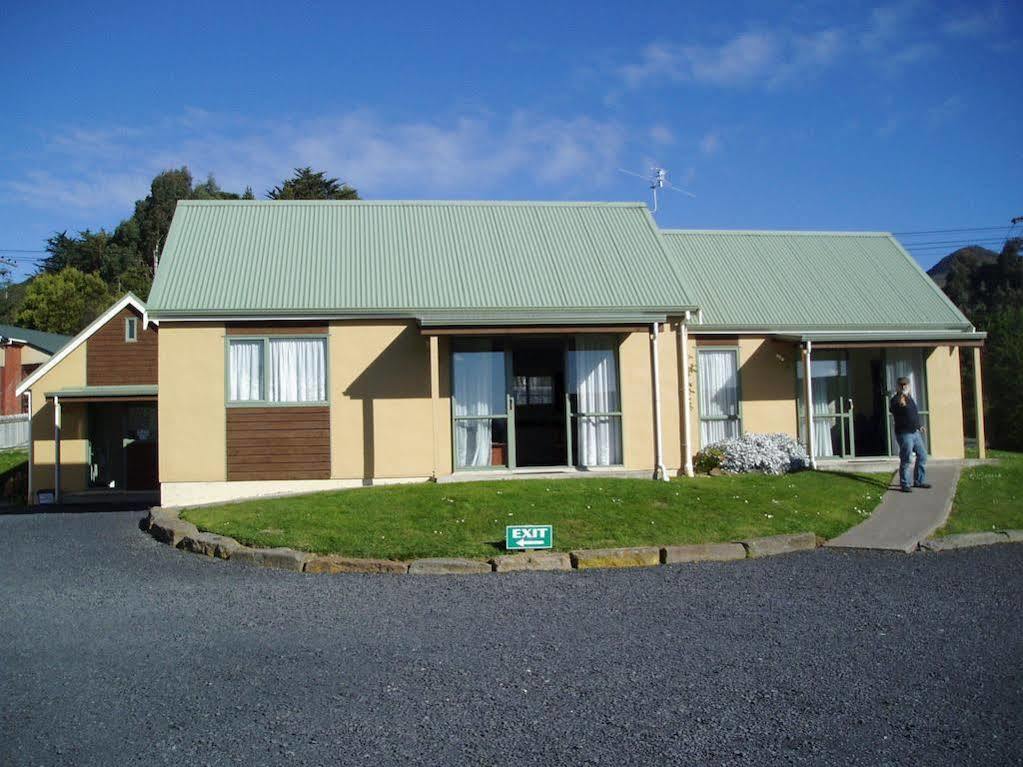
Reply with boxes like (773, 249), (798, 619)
(661, 229), (892, 237)
(176, 199), (648, 208)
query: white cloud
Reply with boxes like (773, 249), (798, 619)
(618, 2), (954, 92)
(620, 26), (846, 90)
(699, 132), (722, 156)
(0, 109), (629, 214)
(649, 123), (675, 145)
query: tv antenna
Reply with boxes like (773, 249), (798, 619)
(618, 166), (695, 213)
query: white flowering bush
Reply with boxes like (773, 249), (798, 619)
(696, 432), (810, 475)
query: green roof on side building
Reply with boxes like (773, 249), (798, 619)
(148, 200), (697, 321)
(660, 230), (971, 331)
(0, 325), (71, 355)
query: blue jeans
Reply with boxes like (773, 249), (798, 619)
(895, 430), (927, 489)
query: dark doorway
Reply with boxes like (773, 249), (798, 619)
(87, 403), (159, 491)
(511, 342), (567, 467)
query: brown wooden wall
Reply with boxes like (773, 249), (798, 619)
(226, 407), (330, 481)
(87, 307), (158, 386)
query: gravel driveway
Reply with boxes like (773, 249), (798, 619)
(2, 510), (1021, 766)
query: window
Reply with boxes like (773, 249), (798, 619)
(227, 337), (327, 405)
(512, 375), (554, 405)
(697, 348), (741, 446)
(125, 317), (138, 343)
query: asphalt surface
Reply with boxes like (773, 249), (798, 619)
(2, 511), (1021, 767)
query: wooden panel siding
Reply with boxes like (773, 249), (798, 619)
(226, 406), (330, 480)
(86, 308), (158, 386)
(226, 323), (327, 336)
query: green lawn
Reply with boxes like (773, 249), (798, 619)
(182, 471), (890, 560)
(940, 450), (1023, 535)
(0, 449), (27, 475)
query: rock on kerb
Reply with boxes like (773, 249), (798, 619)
(408, 558), (493, 575)
(490, 552), (572, 573)
(570, 547), (661, 570)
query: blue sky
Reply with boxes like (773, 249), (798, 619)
(1, 0), (1019, 280)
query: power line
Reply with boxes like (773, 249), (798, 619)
(893, 225), (1011, 236)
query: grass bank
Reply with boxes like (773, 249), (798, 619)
(182, 471), (889, 560)
(940, 450), (1023, 535)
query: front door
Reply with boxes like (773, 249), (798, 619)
(798, 352), (855, 459)
(511, 342), (568, 467)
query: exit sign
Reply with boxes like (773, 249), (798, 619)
(506, 525), (553, 551)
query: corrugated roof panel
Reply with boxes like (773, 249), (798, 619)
(661, 230), (970, 330)
(150, 200), (696, 318)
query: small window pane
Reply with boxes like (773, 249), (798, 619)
(268, 338), (326, 402)
(229, 340), (263, 402)
(125, 318), (138, 342)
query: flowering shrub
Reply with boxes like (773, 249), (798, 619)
(696, 433), (809, 476)
(694, 444), (725, 473)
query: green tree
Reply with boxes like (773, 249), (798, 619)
(267, 167), (359, 200)
(937, 237), (1023, 450)
(16, 268), (113, 334)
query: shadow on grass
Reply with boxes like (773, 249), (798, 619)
(815, 470), (893, 490)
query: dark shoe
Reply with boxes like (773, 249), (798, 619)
(914, 483), (932, 489)
(900, 487), (913, 493)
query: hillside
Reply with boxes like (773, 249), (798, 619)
(927, 245), (999, 287)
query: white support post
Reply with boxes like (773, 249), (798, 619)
(429, 335), (440, 480)
(651, 322), (668, 481)
(678, 314), (694, 477)
(801, 342), (817, 470)
(973, 346), (986, 460)
(53, 395), (61, 504)
(25, 390), (33, 503)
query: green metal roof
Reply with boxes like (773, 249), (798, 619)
(148, 200), (696, 321)
(45, 385), (158, 399)
(661, 230), (972, 331)
(0, 325), (71, 355)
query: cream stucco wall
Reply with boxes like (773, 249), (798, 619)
(736, 337), (800, 438)
(330, 320), (440, 480)
(926, 345), (965, 459)
(158, 322), (226, 482)
(617, 326), (681, 475)
(28, 343), (88, 494)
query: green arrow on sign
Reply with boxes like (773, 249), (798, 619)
(506, 525), (553, 551)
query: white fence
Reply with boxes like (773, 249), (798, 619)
(0, 414), (29, 450)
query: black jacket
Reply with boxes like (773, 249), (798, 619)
(889, 393), (921, 434)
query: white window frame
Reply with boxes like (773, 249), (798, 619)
(124, 317), (138, 343)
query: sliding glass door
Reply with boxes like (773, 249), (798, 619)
(567, 336), (623, 467)
(452, 336), (623, 470)
(797, 352), (854, 459)
(883, 349), (930, 455)
(452, 341), (511, 469)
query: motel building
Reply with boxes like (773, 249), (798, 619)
(17, 201), (985, 507)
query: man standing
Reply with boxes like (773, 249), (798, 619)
(890, 376), (930, 493)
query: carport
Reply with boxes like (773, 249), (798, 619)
(47, 385), (158, 503)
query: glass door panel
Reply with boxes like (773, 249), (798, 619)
(567, 336), (623, 467)
(452, 341), (512, 468)
(883, 349), (930, 455)
(797, 352), (854, 458)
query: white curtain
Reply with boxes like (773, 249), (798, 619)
(229, 340), (262, 401)
(811, 376), (837, 458)
(269, 338), (326, 402)
(698, 350), (739, 446)
(885, 350), (925, 403)
(570, 337), (622, 467)
(453, 349), (504, 467)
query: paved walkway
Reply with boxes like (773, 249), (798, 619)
(826, 462), (962, 553)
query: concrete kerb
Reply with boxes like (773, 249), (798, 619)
(920, 530), (1023, 552)
(144, 508), (833, 575)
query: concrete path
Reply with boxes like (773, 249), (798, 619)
(826, 462), (961, 553)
